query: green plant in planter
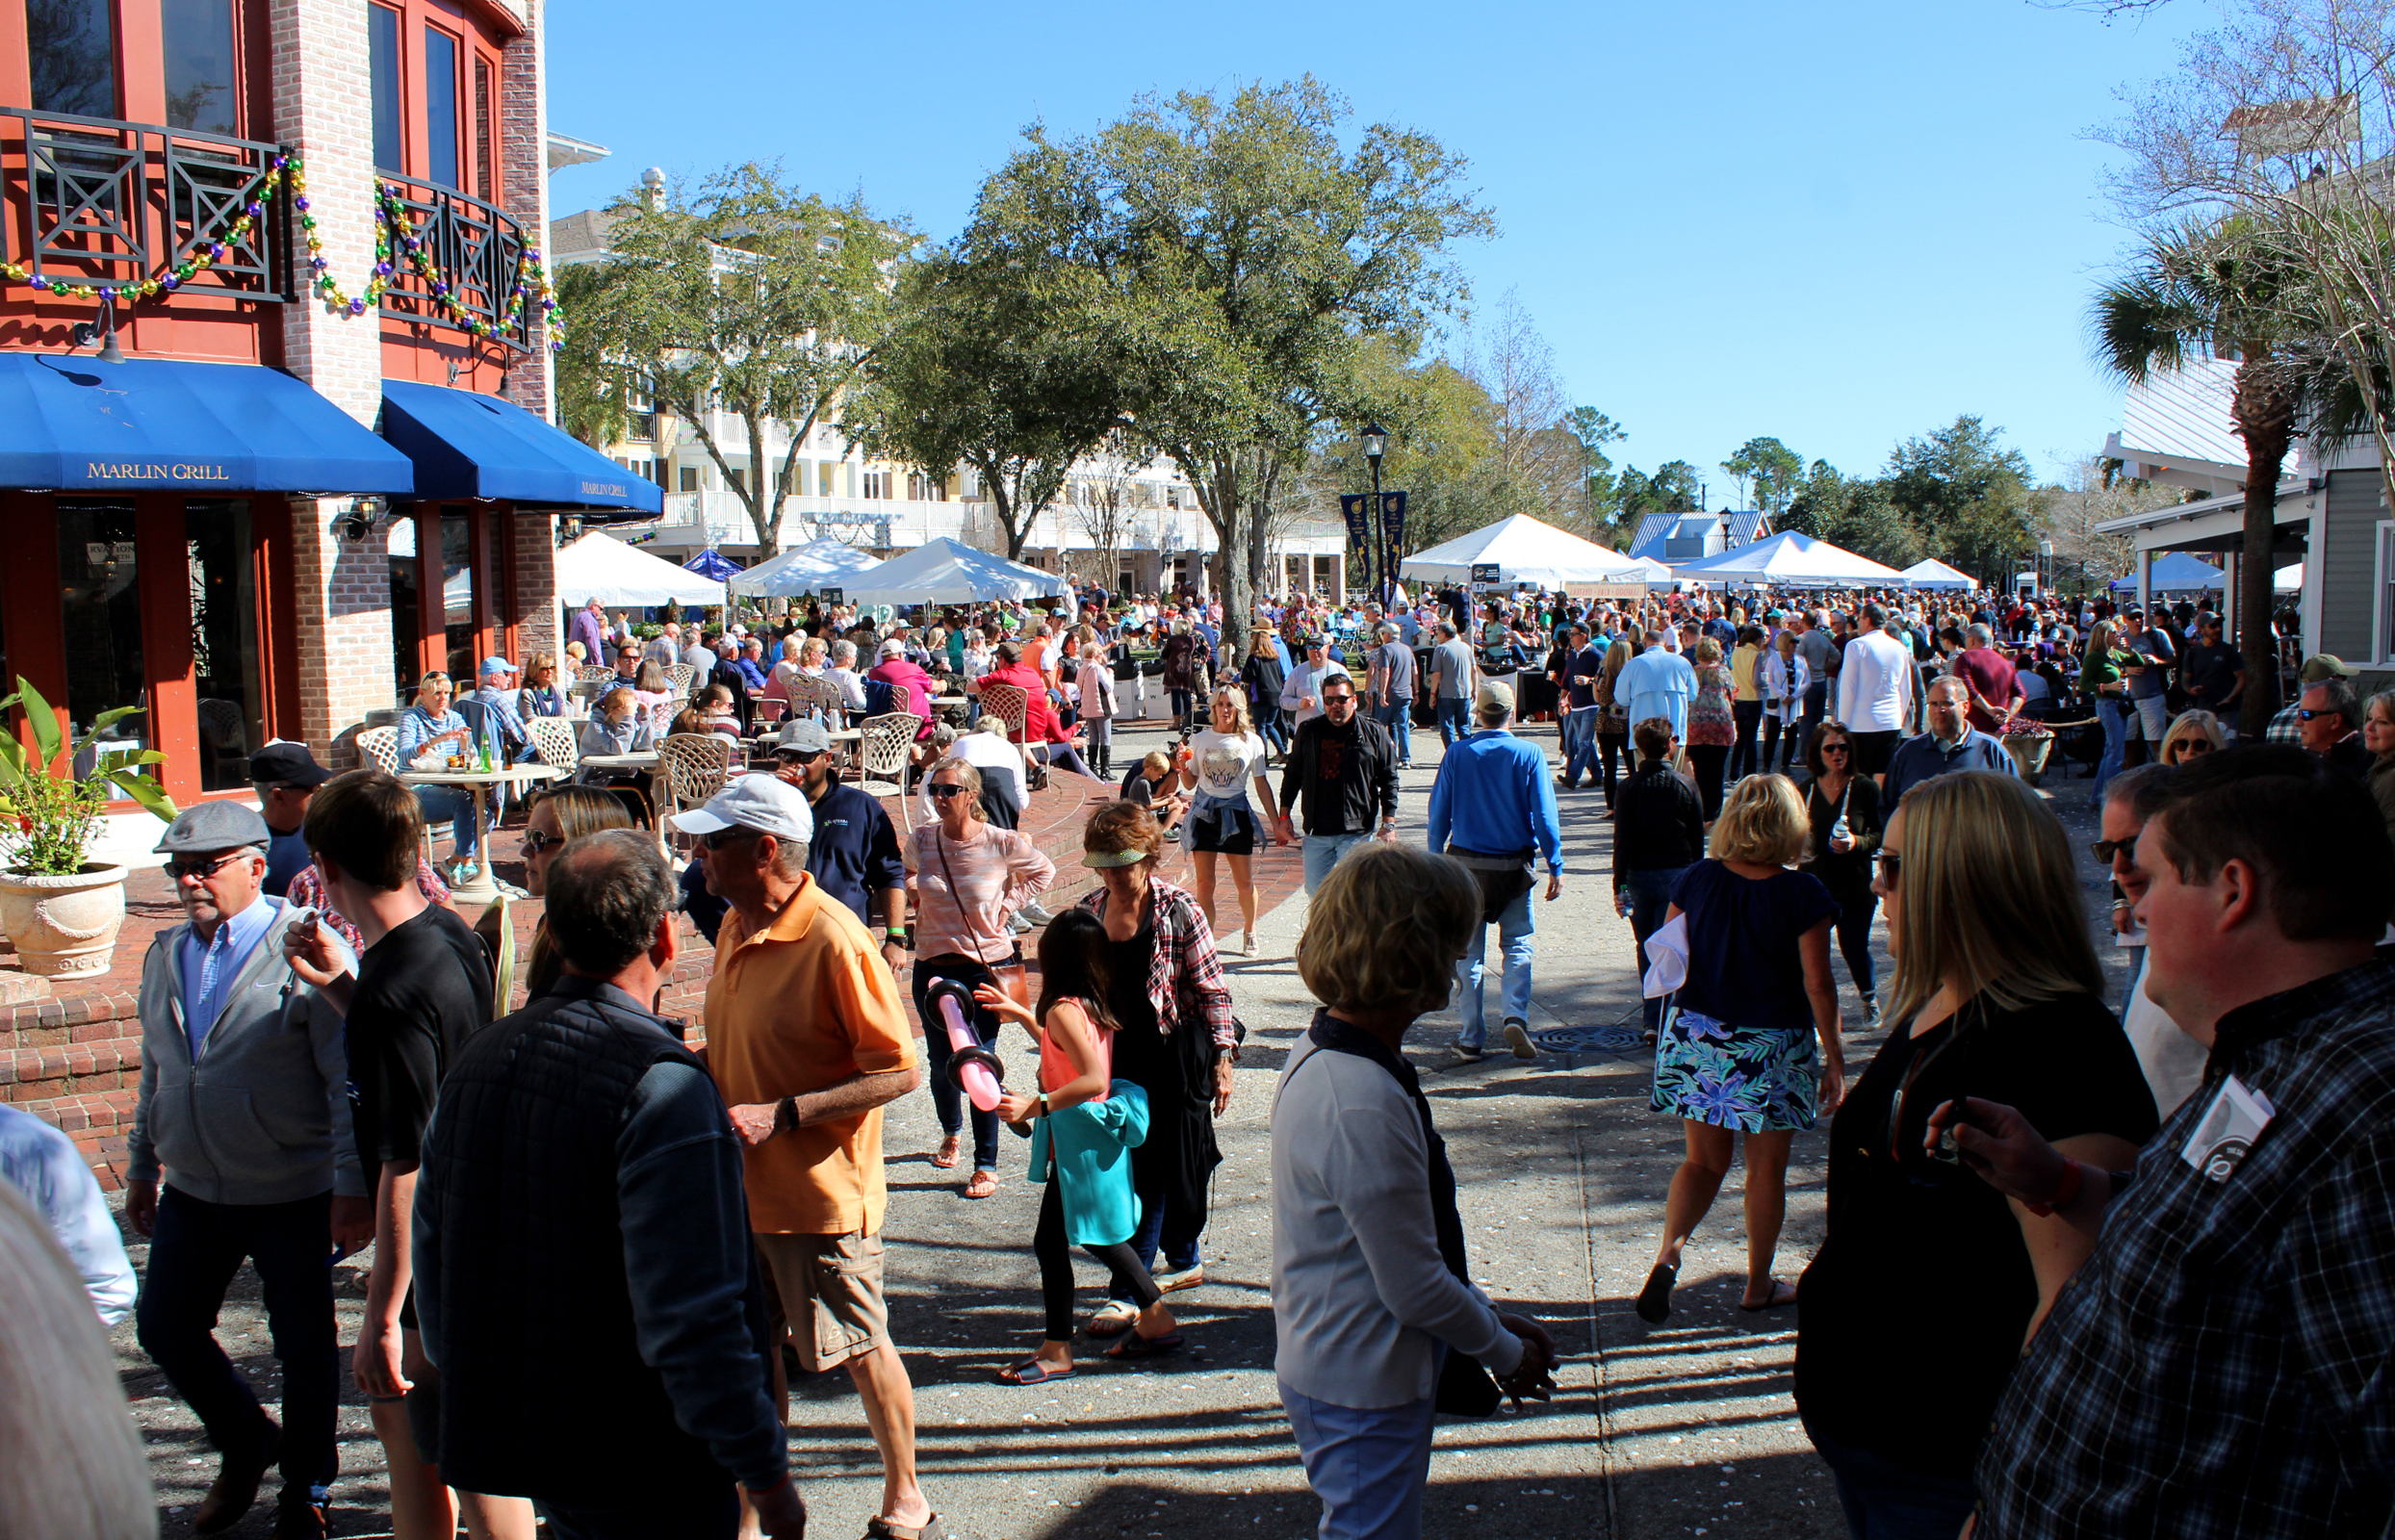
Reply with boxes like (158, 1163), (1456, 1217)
(0, 678), (178, 876)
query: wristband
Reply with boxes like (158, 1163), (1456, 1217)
(2023, 1158), (2083, 1218)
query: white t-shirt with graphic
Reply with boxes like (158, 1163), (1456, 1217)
(1190, 729), (1268, 808)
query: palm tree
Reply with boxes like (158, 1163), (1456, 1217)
(2091, 222), (2309, 737)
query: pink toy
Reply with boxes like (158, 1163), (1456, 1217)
(925, 977), (1004, 1112)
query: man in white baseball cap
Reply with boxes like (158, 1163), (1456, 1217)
(673, 774), (934, 1539)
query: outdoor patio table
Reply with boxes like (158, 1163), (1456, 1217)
(399, 762), (564, 903)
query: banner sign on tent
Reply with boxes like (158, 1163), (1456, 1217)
(1379, 491), (1407, 553)
(820, 587), (843, 603)
(1339, 495), (1372, 557)
(1471, 562), (1501, 584)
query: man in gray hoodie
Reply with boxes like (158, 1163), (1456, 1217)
(127, 801), (371, 1540)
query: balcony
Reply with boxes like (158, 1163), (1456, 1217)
(374, 172), (537, 352)
(0, 108), (287, 301)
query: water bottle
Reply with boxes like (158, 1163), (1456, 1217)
(477, 733), (492, 774)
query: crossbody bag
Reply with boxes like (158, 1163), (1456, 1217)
(932, 829), (1032, 1013)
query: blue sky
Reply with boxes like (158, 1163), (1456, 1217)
(545, 0), (2212, 498)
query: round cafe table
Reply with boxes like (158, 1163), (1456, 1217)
(398, 762), (565, 902)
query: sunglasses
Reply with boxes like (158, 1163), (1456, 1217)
(1874, 850), (1902, 886)
(167, 851), (250, 883)
(775, 749), (828, 767)
(699, 827), (757, 851)
(927, 783), (971, 800)
(1819, 742), (1850, 756)
(521, 827), (566, 858)
(2296, 707), (2337, 721)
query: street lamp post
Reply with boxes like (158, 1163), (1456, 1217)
(1362, 422), (1389, 603)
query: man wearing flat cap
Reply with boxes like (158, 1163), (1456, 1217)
(127, 801), (371, 1540)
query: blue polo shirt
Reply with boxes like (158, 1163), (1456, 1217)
(1881, 727), (2018, 806)
(804, 781), (907, 927)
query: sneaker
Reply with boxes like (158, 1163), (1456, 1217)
(1219, 931), (1247, 957)
(1863, 997), (1881, 1026)
(1018, 900), (1057, 924)
(1503, 1018), (1536, 1060)
(1007, 913), (1035, 935)
(1241, 929), (1258, 958)
(1153, 1264), (1204, 1293)
(1453, 1043), (1486, 1063)
(1556, 776), (1578, 791)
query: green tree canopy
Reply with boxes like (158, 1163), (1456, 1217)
(1722, 435), (1805, 515)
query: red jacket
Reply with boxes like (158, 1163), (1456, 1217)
(983, 661), (1069, 743)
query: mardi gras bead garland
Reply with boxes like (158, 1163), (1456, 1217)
(0, 154), (290, 301)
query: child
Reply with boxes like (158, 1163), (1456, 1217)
(976, 911), (1178, 1383)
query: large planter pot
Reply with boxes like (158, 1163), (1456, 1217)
(0, 864), (130, 978)
(2004, 734), (2055, 785)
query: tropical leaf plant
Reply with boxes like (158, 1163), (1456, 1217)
(0, 677), (177, 875)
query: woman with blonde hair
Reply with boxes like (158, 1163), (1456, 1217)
(1637, 772), (1844, 1323)
(1794, 771), (2155, 1535)
(2158, 708), (2224, 765)
(396, 670), (485, 881)
(2083, 618), (2134, 800)
(1273, 845), (1558, 1535)
(517, 784), (636, 1000)
(1183, 684), (1283, 958)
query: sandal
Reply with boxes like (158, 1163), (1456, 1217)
(1084, 1302), (1138, 1339)
(930, 1135), (962, 1170)
(963, 1169), (999, 1200)
(1739, 1278), (1799, 1313)
(994, 1358), (1073, 1387)
(1105, 1328), (1184, 1361)
(1635, 1263), (1677, 1324)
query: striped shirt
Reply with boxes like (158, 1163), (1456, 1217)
(911, 824), (1054, 964)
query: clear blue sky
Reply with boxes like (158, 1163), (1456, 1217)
(544, 0), (2211, 499)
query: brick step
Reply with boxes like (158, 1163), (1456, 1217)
(4, 1037), (144, 1105)
(19, 1089), (139, 1190)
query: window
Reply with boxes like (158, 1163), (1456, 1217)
(422, 26), (460, 190)
(55, 501), (145, 754)
(369, 5), (402, 171)
(162, 0), (239, 135)
(908, 472), (944, 501)
(725, 468), (746, 494)
(679, 466), (700, 493)
(187, 501), (263, 792)
(28, 0), (116, 116)
(862, 471), (891, 500)
(818, 463), (837, 497)
(473, 54), (494, 199)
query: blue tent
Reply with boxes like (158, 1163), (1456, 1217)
(683, 548), (740, 581)
(2108, 552), (2225, 592)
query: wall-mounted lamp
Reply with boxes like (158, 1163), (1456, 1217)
(338, 496), (390, 542)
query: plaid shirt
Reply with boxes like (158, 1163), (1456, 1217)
(1976, 959), (2395, 1538)
(1076, 878), (1236, 1050)
(2266, 700), (2303, 746)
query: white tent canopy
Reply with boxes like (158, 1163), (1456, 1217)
(729, 537), (883, 598)
(1605, 555), (1677, 587)
(846, 537), (1070, 605)
(1670, 530), (1906, 585)
(1399, 513), (1633, 586)
(1900, 557), (1977, 591)
(554, 530), (728, 609)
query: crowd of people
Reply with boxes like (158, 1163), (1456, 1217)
(0, 571), (2388, 1540)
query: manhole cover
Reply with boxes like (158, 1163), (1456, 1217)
(1531, 1024), (1648, 1056)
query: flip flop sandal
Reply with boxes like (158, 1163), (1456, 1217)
(1105, 1329), (1184, 1361)
(963, 1169), (999, 1199)
(930, 1136), (962, 1169)
(1635, 1263), (1677, 1324)
(994, 1359), (1073, 1387)
(865, 1516), (951, 1540)
(1084, 1304), (1138, 1339)
(1739, 1278), (1799, 1313)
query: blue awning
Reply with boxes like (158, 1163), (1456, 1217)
(0, 353), (415, 494)
(380, 378), (664, 515)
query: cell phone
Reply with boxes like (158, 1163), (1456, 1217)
(1932, 1095), (1971, 1163)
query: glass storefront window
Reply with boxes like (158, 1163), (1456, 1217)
(28, 0), (116, 117)
(56, 500), (147, 779)
(389, 513), (423, 697)
(161, 0), (238, 136)
(369, 3), (402, 172)
(441, 512), (476, 680)
(423, 25), (459, 190)
(186, 500), (262, 792)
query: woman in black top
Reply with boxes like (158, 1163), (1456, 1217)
(1794, 771), (2156, 1538)
(1610, 716), (1708, 1041)
(1799, 720), (1885, 1026)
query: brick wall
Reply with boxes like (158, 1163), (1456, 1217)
(292, 507), (399, 766)
(512, 510), (560, 665)
(269, 0), (385, 426)
(499, 0), (555, 422)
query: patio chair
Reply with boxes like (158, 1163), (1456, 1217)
(355, 725), (448, 866)
(665, 662), (698, 697)
(657, 732), (734, 859)
(529, 717), (580, 774)
(856, 712), (917, 834)
(974, 683), (1043, 791)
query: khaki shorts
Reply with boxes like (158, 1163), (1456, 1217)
(755, 1229), (890, 1373)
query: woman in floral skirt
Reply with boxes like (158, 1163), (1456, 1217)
(1635, 773), (1844, 1324)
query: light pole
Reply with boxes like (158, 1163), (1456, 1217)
(1362, 422), (1389, 603)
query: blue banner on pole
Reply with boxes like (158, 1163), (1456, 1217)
(1339, 494), (1372, 555)
(1379, 490), (1406, 554)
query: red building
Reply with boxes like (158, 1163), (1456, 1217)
(0, 0), (654, 821)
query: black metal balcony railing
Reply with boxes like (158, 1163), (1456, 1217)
(375, 172), (533, 352)
(1, 107), (287, 299)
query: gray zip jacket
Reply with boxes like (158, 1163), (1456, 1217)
(128, 899), (364, 1204)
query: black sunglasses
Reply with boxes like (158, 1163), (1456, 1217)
(1819, 742), (1850, 756)
(927, 783), (971, 799)
(1874, 850), (1902, 885)
(167, 851), (251, 883)
(699, 827), (757, 851)
(775, 749), (828, 766)
(521, 827), (566, 857)
(2090, 836), (2137, 862)
(2296, 707), (2338, 721)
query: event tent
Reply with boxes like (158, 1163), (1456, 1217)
(683, 548), (740, 582)
(1669, 529), (1905, 585)
(554, 530), (728, 608)
(2107, 552), (2228, 592)
(728, 537), (883, 598)
(845, 536), (1070, 605)
(1399, 513), (1633, 587)
(1604, 555), (1677, 586)
(1900, 557), (1977, 590)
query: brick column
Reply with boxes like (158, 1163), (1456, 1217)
(500, 0), (554, 421)
(292, 514), (400, 766)
(512, 511), (560, 665)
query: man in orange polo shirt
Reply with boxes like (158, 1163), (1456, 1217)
(672, 777), (938, 1540)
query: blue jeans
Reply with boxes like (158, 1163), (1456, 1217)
(1455, 882), (1534, 1052)
(1625, 865), (1688, 1037)
(2092, 698), (2130, 801)
(1302, 833), (1370, 896)
(1280, 1382), (1437, 1540)
(415, 783), (481, 861)
(1434, 697), (1470, 748)
(1805, 1424), (1979, 1540)
(1373, 702), (1413, 765)
(914, 954), (1006, 1173)
(137, 1188), (339, 1510)
(1563, 706), (1602, 783)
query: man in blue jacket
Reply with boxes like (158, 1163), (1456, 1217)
(1427, 681), (1564, 1062)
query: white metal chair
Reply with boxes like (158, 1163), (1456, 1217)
(657, 732), (734, 858)
(857, 712), (917, 833)
(355, 725), (449, 866)
(578, 665), (616, 684)
(529, 717), (580, 773)
(665, 662), (697, 698)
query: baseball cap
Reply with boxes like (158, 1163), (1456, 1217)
(478, 656), (518, 679)
(246, 741), (331, 788)
(668, 774), (815, 845)
(154, 800), (270, 856)
(878, 638), (906, 659)
(774, 718), (834, 755)
(1475, 680), (1515, 715)
(2301, 654), (2359, 682)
